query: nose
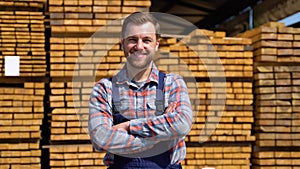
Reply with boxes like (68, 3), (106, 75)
(135, 39), (144, 50)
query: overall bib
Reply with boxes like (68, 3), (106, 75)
(108, 72), (182, 169)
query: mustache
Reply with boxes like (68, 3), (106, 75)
(129, 51), (149, 56)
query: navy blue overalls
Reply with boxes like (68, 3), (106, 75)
(108, 72), (182, 169)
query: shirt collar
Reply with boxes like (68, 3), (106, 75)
(115, 63), (160, 86)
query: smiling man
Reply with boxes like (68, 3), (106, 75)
(89, 12), (193, 169)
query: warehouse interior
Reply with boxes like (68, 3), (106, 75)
(150, 0), (300, 36)
(0, 0), (300, 169)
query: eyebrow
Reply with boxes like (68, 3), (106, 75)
(125, 34), (154, 40)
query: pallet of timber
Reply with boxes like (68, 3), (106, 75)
(0, 0), (45, 9)
(252, 151), (300, 169)
(238, 22), (300, 63)
(0, 142), (41, 169)
(0, 82), (44, 140)
(49, 37), (124, 77)
(185, 81), (255, 143)
(254, 65), (300, 147)
(183, 145), (252, 169)
(48, 0), (151, 34)
(0, 11), (46, 77)
(158, 30), (253, 78)
(49, 144), (106, 169)
(49, 81), (94, 141)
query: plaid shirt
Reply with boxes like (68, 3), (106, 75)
(89, 63), (193, 166)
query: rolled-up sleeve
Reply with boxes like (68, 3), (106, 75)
(89, 79), (157, 154)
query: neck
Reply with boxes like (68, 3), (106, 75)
(126, 62), (153, 82)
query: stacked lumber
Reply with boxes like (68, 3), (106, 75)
(252, 151), (300, 169)
(238, 22), (300, 63)
(238, 22), (300, 169)
(0, 142), (41, 169)
(157, 29), (253, 78)
(0, 82), (44, 140)
(183, 145), (252, 169)
(0, 11), (46, 76)
(49, 37), (123, 77)
(0, 0), (45, 9)
(156, 30), (255, 169)
(0, 82), (44, 169)
(157, 30), (255, 143)
(48, 0), (151, 34)
(185, 81), (255, 143)
(49, 144), (106, 169)
(254, 65), (300, 147)
(49, 81), (95, 141)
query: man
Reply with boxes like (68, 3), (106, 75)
(89, 12), (193, 169)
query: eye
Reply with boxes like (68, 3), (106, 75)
(143, 38), (153, 43)
(127, 38), (137, 43)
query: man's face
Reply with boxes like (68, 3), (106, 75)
(121, 22), (159, 70)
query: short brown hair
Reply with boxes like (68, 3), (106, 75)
(121, 12), (160, 39)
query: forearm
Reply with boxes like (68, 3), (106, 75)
(129, 101), (193, 140)
(89, 123), (157, 154)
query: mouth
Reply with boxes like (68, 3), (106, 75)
(130, 51), (148, 58)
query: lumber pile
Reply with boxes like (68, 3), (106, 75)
(49, 37), (123, 77)
(185, 81), (255, 143)
(155, 30), (255, 169)
(0, 83), (44, 140)
(0, 82), (44, 169)
(0, 2), (46, 169)
(182, 146), (252, 169)
(0, 0), (45, 9)
(48, 0), (151, 34)
(0, 142), (41, 169)
(49, 144), (106, 169)
(157, 29), (253, 78)
(252, 151), (300, 169)
(49, 81), (94, 141)
(239, 22), (300, 63)
(0, 11), (46, 76)
(158, 31), (255, 142)
(238, 22), (300, 169)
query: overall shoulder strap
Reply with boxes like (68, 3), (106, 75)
(111, 72), (166, 115)
(111, 77), (121, 113)
(155, 71), (166, 115)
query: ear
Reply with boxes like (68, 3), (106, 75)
(155, 39), (160, 51)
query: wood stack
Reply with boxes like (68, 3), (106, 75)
(183, 145), (252, 169)
(0, 11), (46, 76)
(0, 0), (45, 9)
(157, 30), (255, 169)
(49, 37), (123, 77)
(49, 144), (106, 169)
(252, 151), (300, 169)
(0, 142), (41, 169)
(239, 22), (300, 63)
(0, 82), (44, 169)
(49, 81), (94, 141)
(157, 29), (253, 78)
(0, 1), (46, 169)
(0, 82), (44, 140)
(48, 0), (150, 34)
(185, 81), (254, 143)
(238, 22), (300, 168)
